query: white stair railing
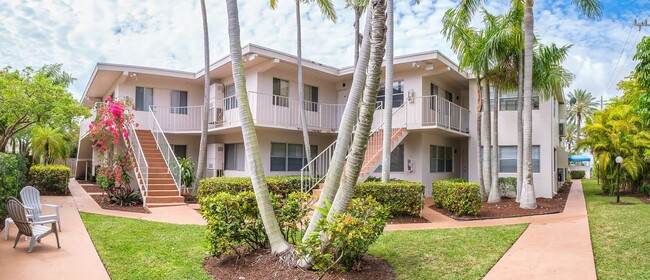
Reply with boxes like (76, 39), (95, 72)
(360, 102), (407, 172)
(148, 108), (183, 195)
(124, 123), (149, 205)
(300, 141), (336, 193)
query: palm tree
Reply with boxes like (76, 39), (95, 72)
(302, 4), (374, 241)
(225, 0), (290, 255)
(330, 0), (388, 216)
(567, 89), (598, 151)
(345, 0), (369, 67)
(270, 0), (336, 165)
(38, 64), (75, 88)
(520, 0), (602, 209)
(31, 126), (68, 164)
(564, 123), (576, 153)
(195, 0), (211, 190)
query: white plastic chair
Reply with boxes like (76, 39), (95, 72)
(6, 197), (60, 253)
(19, 186), (62, 231)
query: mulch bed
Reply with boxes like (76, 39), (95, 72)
(388, 215), (429, 224)
(204, 249), (396, 280)
(430, 184), (572, 220)
(182, 193), (198, 204)
(90, 195), (150, 214)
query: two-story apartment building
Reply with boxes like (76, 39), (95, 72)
(75, 44), (567, 207)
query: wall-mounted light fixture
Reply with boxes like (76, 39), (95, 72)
(425, 63), (435, 71)
(411, 62), (421, 68)
(243, 53), (258, 62)
(408, 89), (415, 103)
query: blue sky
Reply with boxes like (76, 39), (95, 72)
(0, 0), (648, 101)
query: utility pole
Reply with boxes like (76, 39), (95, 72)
(600, 95), (603, 110)
(634, 18), (649, 30)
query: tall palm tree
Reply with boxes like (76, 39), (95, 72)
(345, 0), (369, 67)
(225, 0), (290, 255)
(520, 0), (602, 209)
(31, 126), (68, 164)
(565, 123), (576, 153)
(303, 4), (374, 240)
(195, 0), (211, 189)
(567, 89), (598, 151)
(38, 64), (75, 88)
(270, 0), (336, 165)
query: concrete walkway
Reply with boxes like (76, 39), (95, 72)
(70, 179), (205, 225)
(0, 195), (110, 280)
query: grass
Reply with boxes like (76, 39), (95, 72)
(81, 212), (526, 280)
(368, 224), (528, 280)
(583, 179), (650, 279)
(80, 212), (211, 280)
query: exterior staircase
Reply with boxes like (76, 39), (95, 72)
(358, 127), (409, 181)
(134, 130), (185, 208)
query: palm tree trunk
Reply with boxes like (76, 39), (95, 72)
(195, 0), (210, 187)
(225, 0), (290, 254)
(302, 6), (373, 240)
(488, 80), (501, 203)
(482, 80), (492, 198)
(296, 1), (312, 164)
(575, 113), (581, 153)
(354, 7), (362, 68)
(516, 51), (524, 202)
(520, 1), (537, 209)
(381, 0), (394, 183)
(477, 82), (484, 192)
(330, 0), (387, 216)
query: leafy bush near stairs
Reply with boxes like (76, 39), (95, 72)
(432, 179), (482, 216)
(198, 176), (309, 199)
(29, 164), (70, 194)
(354, 181), (424, 217)
(0, 153), (28, 217)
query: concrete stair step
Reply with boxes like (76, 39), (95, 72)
(146, 196), (185, 204)
(146, 202), (187, 208)
(147, 190), (181, 196)
(148, 178), (175, 184)
(148, 184), (179, 191)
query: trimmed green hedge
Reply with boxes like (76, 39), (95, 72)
(29, 164), (70, 194)
(432, 179), (482, 216)
(198, 176), (307, 199)
(570, 170), (586, 179)
(354, 181), (424, 216)
(0, 153), (28, 217)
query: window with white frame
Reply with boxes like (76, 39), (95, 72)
(135, 86), (154, 111)
(499, 146), (540, 173)
(430, 145), (453, 173)
(377, 81), (404, 109)
(272, 78), (289, 107)
(224, 84), (238, 110)
(270, 143), (317, 172)
(304, 85), (319, 112)
(170, 90), (188, 114)
(225, 143), (245, 171)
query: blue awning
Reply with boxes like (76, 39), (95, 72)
(569, 155), (591, 162)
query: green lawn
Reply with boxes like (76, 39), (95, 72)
(81, 213), (526, 280)
(368, 224), (528, 280)
(80, 212), (211, 280)
(583, 179), (650, 279)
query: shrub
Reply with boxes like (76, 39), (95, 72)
(200, 190), (313, 257)
(0, 153), (28, 217)
(432, 179), (482, 216)
(198, 176), (308, 199)
(178, 157), (196, 193)
(570, 170), (586, 179)
(354, 181), (424, 216)
(640, 183), (650, 197)
(29, 164), (70, 194)
(498, 177), (517, 198)
(299, 196), (390, 272)
(96, 173), (115, 191)
(108, 186), (142, 206)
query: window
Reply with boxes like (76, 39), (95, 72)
(170, 90), (188, 114)
(304, 85), (319, 112)
(172, 145), (187, 159)
(499, 146), (540, 173)
(224, 84), (238, 110)
(374, 144), (405, 173)
(430, 83), (439, 96)
(377, 81), (404, 109)
(429, 84), (439, 110)
(445, 91), (453, 102)
(270, 143), (317, 172)
(135, 87), (154, 111)
(225, 143), (245, 171)
(272, 78), (289, 107)
(430, 145), (453, 173)
(498, 96), (540, 111)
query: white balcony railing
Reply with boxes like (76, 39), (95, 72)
(412, 95), (470, 133)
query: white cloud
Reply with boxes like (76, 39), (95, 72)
(0, 0), (648, 101)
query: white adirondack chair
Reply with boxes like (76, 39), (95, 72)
(19, 186), (62, 231)
(6, 197), (60, 253)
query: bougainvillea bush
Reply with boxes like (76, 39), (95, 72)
(89, 97), (141, 205)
